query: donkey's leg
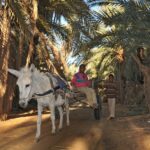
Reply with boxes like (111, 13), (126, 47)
(35, 105), (43, 142)
(49, 104), (56, 134)
(57, 106), (63, 130)
(65, 98), (70, 126)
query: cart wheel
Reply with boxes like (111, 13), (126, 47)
(93, 94), (101, 120)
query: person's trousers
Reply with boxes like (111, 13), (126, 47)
(108, 98), (116, 117)
(77, 87), (97, 106)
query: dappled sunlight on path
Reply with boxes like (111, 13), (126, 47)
(128, 117), (150, 150)
(68, 124), (102, 150)
(0, 105), (150, 150)
(0, 114), (50, 150)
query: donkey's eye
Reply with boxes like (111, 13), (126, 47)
(26, 84), (30, 88)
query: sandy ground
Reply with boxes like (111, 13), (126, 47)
(0, 104), (150, 150)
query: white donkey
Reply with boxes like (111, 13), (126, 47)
(8, 64), (70, 142)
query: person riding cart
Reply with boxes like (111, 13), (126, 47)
(71, 64), (98, 109)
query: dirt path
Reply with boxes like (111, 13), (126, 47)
(0, 104), (150, 150)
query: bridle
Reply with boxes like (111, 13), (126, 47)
(19, 73), (59, 101)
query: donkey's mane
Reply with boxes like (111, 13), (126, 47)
(20, 67), (31, 74)
(32, 68), (48, 83)
(20, 66), (46, 78)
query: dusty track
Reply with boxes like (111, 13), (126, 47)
(0, 104), (150, 150)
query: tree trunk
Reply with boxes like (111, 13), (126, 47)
(116, 47), (125, 103)
(36, 31), (58, 74)
(37, 31), (66, 78)
(118, 61), (126, 104)
(60, 42), (70, 76)
(26, 36), (34, 66)
(17, 32), (24, 69)
(26, 0), (38, 67)
(0, 8), (11, 120)
(46, 40), (67, 79)
(132, 54), (150, 111)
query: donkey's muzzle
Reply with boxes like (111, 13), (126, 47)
(19, 101), (27, 108)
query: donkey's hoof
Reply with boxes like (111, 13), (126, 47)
(58, 128), (62, 132)
(35, 137), (40, 143)
(51, 132), (56, 136)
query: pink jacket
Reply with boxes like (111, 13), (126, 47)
(71, 72), (90, 87)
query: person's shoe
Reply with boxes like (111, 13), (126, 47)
(107, 116), (115, 120)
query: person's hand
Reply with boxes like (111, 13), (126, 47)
(70, 84), (76, 91)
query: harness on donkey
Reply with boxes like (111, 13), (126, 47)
(34, 73), (68, 100)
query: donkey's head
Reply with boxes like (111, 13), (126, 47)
(8, 64), (35, 108)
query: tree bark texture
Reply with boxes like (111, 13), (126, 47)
(25, 0), (38, 67)
(132, 54), (150, 111)
(0, 8), (11, 120)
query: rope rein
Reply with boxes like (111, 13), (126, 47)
(19, 92), (54, 101)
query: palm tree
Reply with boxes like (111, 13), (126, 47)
(36, 0), (95, 77)
(72, 0), (150, 103)
(0, 0), (96, 119)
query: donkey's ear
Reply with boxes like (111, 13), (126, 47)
(8, 69), (20, 77)
(29, 64), (35, 72)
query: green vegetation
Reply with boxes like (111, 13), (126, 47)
(0, 0), (150, 119)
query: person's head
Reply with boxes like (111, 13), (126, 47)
(108, 74), (114, 82)
(79, 64), (86, 73)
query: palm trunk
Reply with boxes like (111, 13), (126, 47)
(0, 8), (11, 120)
(116, 47), (125, 103)
(17, 32), (24, 69)
(47, 41), (67, 78)
(132, 54), (150, 111)
(26, 0), (38, 67)
(37, 31), (66, 78)
(118, 61), (125, 103)
(26, 36), (34, 66)
(60, 43), (70, 76)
